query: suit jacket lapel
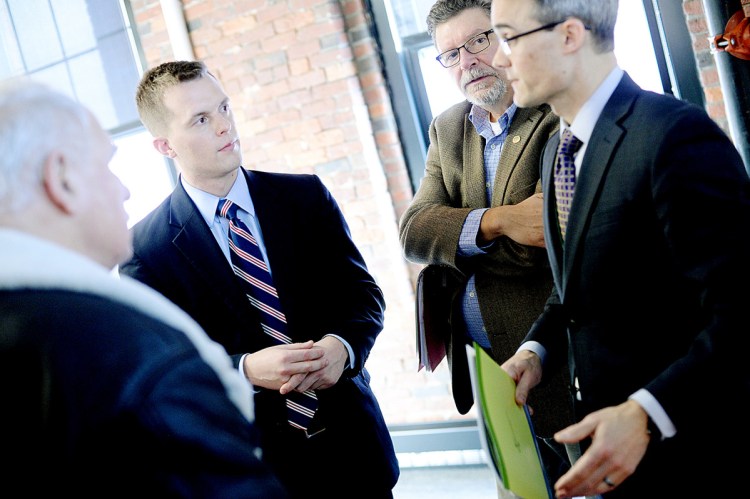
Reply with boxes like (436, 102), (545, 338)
(169, 182), (251, 316)
(542, 134), (565, 295)
(562, 74), (637, 291)
(243, 170), (295, 316)
(462, 106), (549, 209)
(491, 106), (543, 206)
(462, 112), (488, 208)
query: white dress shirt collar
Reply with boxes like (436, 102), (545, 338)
(564, 66), (624, 145)
(180, 168), (256, 224)
(560, 67), (624, 174)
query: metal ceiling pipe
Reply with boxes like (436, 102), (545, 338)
(159, 0), (195, 61)
(703, 0), (750, 174)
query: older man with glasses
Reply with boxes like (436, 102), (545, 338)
(399, 0), (575, 495)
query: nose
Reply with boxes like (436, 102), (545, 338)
(121, 181), (131, 202)
(216, 115), (232, 135)
(459, 48), (480, 71)
(491, 47), (510, 69)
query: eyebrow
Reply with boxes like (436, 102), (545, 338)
(493, 23), (512, 31)
(444, 29), (490, 50)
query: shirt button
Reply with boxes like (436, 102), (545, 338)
(485, 182), (491, 189)
(491, 144), (496, 150)
(469, 291), (475, 298)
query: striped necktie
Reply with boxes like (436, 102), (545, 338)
(554, 129), (582, 240)
(216, 198), (319, 433)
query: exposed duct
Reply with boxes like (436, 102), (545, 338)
(704, 0), (750, 173)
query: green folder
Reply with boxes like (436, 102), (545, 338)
(467, 343), (553, 499)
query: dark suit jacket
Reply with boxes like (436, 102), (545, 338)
(400, 101), (573, 438)
(120, 169), (398, 495)
(1, 289), (286, 498)
(531, 73), (750, 496)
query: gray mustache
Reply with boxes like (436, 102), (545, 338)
(461, 69), (498, 87)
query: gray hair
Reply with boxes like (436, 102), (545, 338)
(426, 0), (492, 43)
(530, 0), (618, 52)
(0, 79), (90, 213)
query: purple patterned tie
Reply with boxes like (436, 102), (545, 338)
(217, 198), (319, 433)
(554, 129), (582, 240)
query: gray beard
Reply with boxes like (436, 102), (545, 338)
(466, 77), (507, 108)
(461, 67), (508, 108)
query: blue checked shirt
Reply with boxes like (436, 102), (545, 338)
(457, 104), (517, 349)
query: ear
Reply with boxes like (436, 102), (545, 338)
(153, 138), (176, 158)
(42, 151), (75, 214)
(561, 18), (589, 53)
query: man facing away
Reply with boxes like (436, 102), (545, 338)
(491, 0), (750, 496)
(399, 0), (574, 488)
(0, 80), (286, 497)
(120, 60), (399, 498)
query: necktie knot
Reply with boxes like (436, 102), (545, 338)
(558, 128), (582, 159)
(217, 198), (240, 221)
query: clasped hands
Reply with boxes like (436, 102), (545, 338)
(502, 350), (651, 498)
(243, 336), (348, 394)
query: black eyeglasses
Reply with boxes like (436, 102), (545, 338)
(436, 29), (494, 68)
(499, 20), (566, 56)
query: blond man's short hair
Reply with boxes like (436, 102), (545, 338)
(136, 60), (212, 136)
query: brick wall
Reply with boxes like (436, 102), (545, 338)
(683, 0), (730, 132)
(128, 0), (734, 430)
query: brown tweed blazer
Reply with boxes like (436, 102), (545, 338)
(399, 100), (573, 437)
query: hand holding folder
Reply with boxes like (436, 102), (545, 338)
(467, 343), (553, 499)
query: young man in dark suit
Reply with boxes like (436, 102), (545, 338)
(0, 80), (286, 497)
(491, 0), (750, 496)
(120, 61), (398, 498)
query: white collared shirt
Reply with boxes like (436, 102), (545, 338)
(563, 66), (624, 176)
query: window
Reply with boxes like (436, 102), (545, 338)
(109, 128), (177, 227)
(0, 0), (174, 227)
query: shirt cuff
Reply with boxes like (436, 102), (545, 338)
(458, 208), (492, 257)
(323, 334), (355, 369)
(628, 389), (676, 440)
(517, 340), (546, 365)
(239, 353), (261, 393)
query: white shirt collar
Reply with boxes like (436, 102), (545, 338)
(563, 66), (624, 144)
(181, 169), (256, 224)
